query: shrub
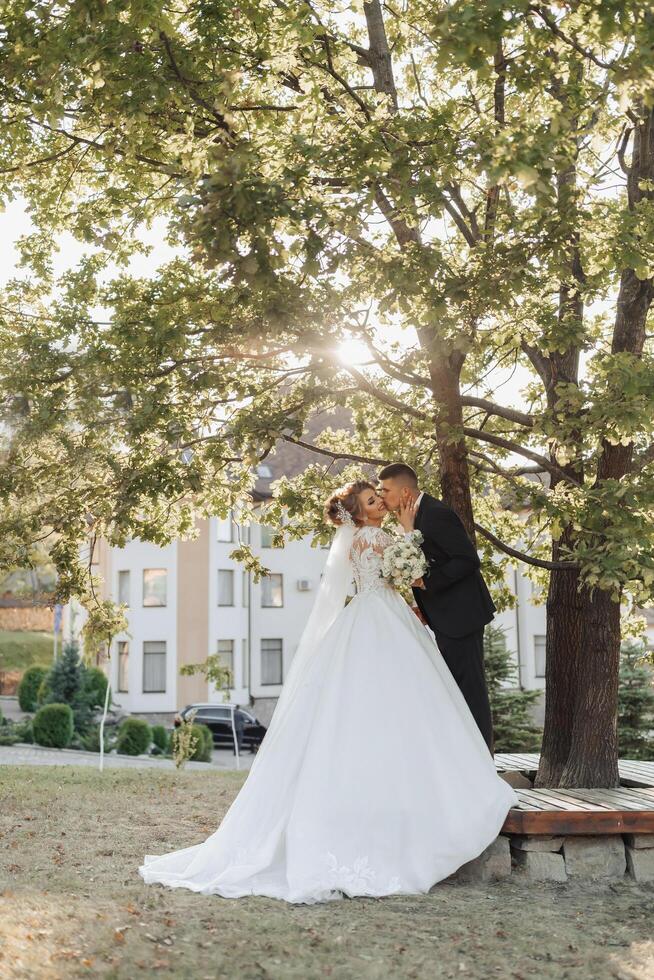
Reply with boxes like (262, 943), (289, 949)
(36, 674), (51, 706)
(116, 717), (151, 756)
(80, 725), (110, 753)
(83, 667), (110, 709)
(47, 641), (83, 704)
(171, 713), (199, 769)
(190, 723), (214, 763)
(619, 642), (654, 760)
(33, 703), (74, 748)
(0, 724), (20, 746)
(151, 724), (168, 753)
(18, 666), (47, 712)
(485, 625), (542, 752)
(14, 718), (33, 743)
(37, 642), (104, 735)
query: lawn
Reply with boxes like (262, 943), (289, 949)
(1, 766), (653, 980)
(0, 630), (54, 673)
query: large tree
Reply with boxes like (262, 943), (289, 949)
(1, 1), (653, 786)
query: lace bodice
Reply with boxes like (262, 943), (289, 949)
(350, 525), (397, 595)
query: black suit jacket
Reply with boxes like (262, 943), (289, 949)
(411, 493), (496, 639)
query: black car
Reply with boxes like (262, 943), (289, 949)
(174, 703), (267, 752)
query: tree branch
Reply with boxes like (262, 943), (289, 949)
(281, 435), (387, 466)
(474, 523), (578, 570)
(461, 396), (533, 428)
(526, 5), (615, 70)
(462, 426), (581, 485)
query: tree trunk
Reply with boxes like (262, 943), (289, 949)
(559, 587), (621, 786)
(429, 355), (477, 544)
(534, 538), (584, 786)
(539, 104), (654, 787)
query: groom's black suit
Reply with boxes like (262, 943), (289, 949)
(411, 493), (496, 752)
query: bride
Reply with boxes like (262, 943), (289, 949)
(139, 480), (518, 904)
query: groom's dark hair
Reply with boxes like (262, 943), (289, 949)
(377, 462), (418, 487)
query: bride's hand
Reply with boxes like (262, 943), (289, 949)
(397, 491), (419, 532)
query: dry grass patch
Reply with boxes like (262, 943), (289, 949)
(1, 766), (653, 979)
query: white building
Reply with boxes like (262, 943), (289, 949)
(64, 507), (557, 726)
(65, 510), (330, 726)
(64, 441), (652, 728)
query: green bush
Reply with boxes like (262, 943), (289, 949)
(18, 666), (48, 712)
(33, 703), (74, 748)
(151, 724), (168, 753)
(116, 717), (151, 756)
(485, 625), (542, 752)
(36, 673), (51, 706)
(0, 724), (20, 746)
(80, 725), (110, 753)
(14, 718), (33, 743)
(36, 643), (105, 735)
(190, 723), (214, 763)
(83, 667), (110, 709)
(619, 642), (654, 760)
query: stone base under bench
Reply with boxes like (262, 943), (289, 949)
(452, 833), (654, 884)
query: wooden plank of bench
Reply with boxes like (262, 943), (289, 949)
(564, 789), (651, 811)
(616, 787), (654, 803)
(494, 753), (654, 789)
(495, 753), (540, 772)
(620, 786), (654, 807)
(502, 807), (654, 835)
(517, 789), (613, 812)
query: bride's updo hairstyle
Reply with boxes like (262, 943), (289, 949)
(324, 481), (375, 527)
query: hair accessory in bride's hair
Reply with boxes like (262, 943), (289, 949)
(334, 500), (355, 526)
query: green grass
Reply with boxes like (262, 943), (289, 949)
(0, 630), (54, 673)
(1, 767), (653, 979)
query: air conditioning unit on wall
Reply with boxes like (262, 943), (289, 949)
(297, 579), (312, 591)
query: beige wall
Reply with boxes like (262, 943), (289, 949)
(176, 518), (209, 705)
(0, 605), (54, 631)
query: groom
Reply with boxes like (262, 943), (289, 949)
(377, 463), (496, 753)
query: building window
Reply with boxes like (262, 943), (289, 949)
(143, 569), (167, 607)
(217, 639), (234, 689)
(242, 638), (249, 688)
(534, 635), (546, 678)
(260, 524), (275, 548)
(117, 640), (129, 693)
(242, 570), (249, 607)
(218, 569), (235, 606)
(261, 573), (283, 608)
(261, 638), (283, 685)
(118, 570), (130, 607)
(143, 641), (166, 693)
(217, 512), (234, 542)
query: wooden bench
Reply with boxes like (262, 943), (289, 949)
(495, 752), (654, 789)
(502, 787), (654, 835)
(495, 754), (654, 835)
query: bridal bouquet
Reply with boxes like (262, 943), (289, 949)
(381, 532), (428, 590)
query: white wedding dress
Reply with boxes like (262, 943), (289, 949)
(139, 524), (518, 904)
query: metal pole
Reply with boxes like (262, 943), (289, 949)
(230, 705), (240, 771)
